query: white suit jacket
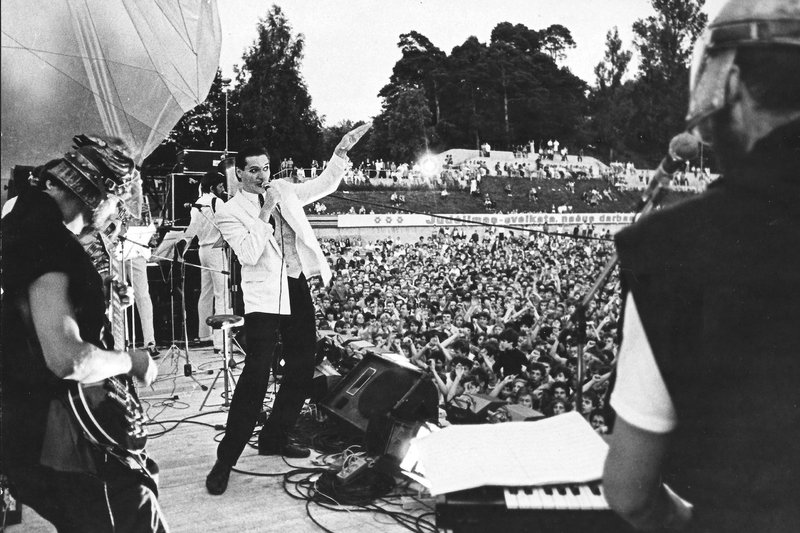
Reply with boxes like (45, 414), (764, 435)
(182, 192), (222, 247)
(215, 155), (346, 315)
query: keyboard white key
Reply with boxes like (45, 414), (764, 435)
(513, 487), (529, 508)
(573, 484), (595, 509)
(541, 486), (558, 509)
(552, 486), (571, 509)
(524, 486), (546, 508)
(595, 484), (610, 508)
(504, 487), (520, 510)
(561, 485), (582, 509)
(587, 482), (609, 510)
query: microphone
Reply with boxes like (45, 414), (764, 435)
(184, 203), (206, 209)
(635, 132), (699, 214)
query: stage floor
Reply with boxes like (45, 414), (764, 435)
(8, 345), (434, 533)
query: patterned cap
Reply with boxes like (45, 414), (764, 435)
(44, 135), (140, 213)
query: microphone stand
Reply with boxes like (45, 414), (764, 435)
(121, 235), (208, 390)
(570, 160), (682, 413)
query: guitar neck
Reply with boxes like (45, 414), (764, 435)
(108, 242), (127, 351)
(94, 232), (127, 351)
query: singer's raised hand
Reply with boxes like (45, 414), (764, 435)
(334, 121), (372, 158)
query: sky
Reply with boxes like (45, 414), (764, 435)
(218, 0), (726, 126)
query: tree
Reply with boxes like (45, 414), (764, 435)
(373, 22), (587, 158)
(586, 27), (635, 161)
(490, 22), (542, 54)
(584, 1), (708, 166)
(381, 87), (435, 163)
(438, 36), (492, 150)
(379, 31), (446, 124)
(232, 5), (322, 165)
(487, 42), (517, 147)
(141, 70), (229, 175)
(164, 69), (227, 150)
(594, 27), (631, 92)
(633, 0), (707, 82)
(628, 0), (708, 161)
(540, 24), (576, 62)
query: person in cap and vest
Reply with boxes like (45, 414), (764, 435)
(603, 2), (800, 531)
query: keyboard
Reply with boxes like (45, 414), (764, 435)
(504, 482), (608, 510)
(436, 483), (634, 533)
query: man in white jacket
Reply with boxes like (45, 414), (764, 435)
(206, 123), (370, 495)
(176, 171), (228, 352)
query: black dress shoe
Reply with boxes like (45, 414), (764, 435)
(205, 460), (232, 495)
(258, 441), (311, 459)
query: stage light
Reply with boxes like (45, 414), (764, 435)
(418, 154), (440, 177)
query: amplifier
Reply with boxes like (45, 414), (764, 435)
(178, 149), (229, 173)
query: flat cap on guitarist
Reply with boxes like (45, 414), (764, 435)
(1, 136), (168, 532)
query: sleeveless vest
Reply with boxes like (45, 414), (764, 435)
(614, 122), (800, 532)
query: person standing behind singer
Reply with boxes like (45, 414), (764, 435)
(603, 1), (800, 531)
(125, 194), (159, 359)
(205, 122), (371, 495)
(176, 171), (229, 353)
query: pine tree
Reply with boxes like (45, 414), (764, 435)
(232, 5), (322, 166)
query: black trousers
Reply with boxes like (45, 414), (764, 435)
(7, 458), (167, 533)
(216, 274), (317, 466)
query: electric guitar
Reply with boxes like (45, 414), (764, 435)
(71, 227), (153, 483)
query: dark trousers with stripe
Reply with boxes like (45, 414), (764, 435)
(7, 457), (167, 533)
(216, 274), (316, 466)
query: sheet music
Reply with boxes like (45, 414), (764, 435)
(152, 229), (184, 259)
(122, 223), (157, 260)
(413, 412), (609, 495)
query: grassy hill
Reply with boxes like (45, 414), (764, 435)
(319, 176), (697, 215)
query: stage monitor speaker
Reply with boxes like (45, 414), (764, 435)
(505, 404), (545, 421)
(320, 353), (438, 432)
(464, 393), (507, 417)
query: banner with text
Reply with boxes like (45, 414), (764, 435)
(337, 212), (635, 228)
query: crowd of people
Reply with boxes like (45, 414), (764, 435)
(308, 227), (620, 433)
